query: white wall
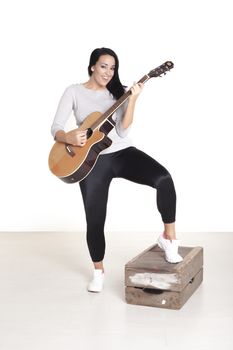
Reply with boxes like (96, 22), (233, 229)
(0, 0), (232, 232)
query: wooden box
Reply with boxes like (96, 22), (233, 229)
(125, 244), (203, 310)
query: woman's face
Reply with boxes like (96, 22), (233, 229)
(91, 54), (115, 88)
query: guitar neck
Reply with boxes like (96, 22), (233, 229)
(91, 74), (151, 130)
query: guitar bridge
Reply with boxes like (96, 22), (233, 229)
(65, 144), (75, 157)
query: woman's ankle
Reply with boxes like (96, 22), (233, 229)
(93, 261), (104, 273)
(164, 232), (176, 240)
(164, 223), (176, 240)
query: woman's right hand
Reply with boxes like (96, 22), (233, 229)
(55, 130), (87, 147)
(65, 130), (87, 147)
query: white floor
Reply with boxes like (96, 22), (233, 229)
(0, 231), (232, 350)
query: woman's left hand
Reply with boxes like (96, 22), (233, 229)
(129, 82), (144, 100)
(121, 82), (144, 129)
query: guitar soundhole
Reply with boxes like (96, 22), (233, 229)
(86, 128), (93, 139)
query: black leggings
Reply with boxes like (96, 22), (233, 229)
(79, 146), (176, 262)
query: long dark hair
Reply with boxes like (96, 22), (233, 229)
(88, 47), (125, 100)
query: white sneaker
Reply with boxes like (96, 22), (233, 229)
(87, 269), (104, 293)
(157, 234), (183, 263)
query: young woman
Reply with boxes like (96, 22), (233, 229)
(51, 47), (183, 292)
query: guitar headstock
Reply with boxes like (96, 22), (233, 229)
(148, 61), (174, 78)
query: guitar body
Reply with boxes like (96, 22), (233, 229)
(48, 62), (174, 183)
(48, 112), (112, 183)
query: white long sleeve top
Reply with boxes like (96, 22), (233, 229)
(51, 84), (132, 154)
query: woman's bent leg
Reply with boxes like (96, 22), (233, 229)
(112, 147), (182, 263)
(112, 147), (176, 224)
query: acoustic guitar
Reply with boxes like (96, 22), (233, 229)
(48, 61), (174, 183)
